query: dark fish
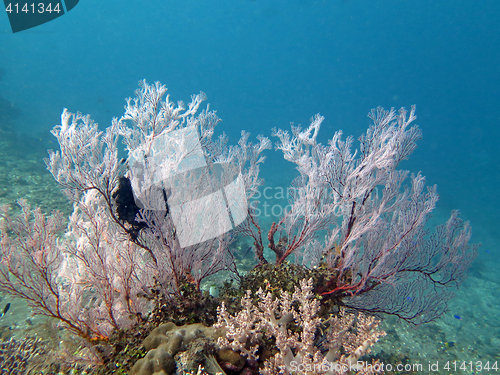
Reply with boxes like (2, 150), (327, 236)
(453, 315), (462, 320)
(0, 303), (10, 317)
(444, 341), (456, 348)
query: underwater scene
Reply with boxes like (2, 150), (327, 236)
(0, 1), (499, 374)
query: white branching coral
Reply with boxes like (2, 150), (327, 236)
(214, 290), (263, 359)
(215, 278), (386, 374)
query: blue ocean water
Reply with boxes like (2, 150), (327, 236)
(1, 0), (499, 372)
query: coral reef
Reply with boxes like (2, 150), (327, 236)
(0, 81), (479, 373)
(215, 278), (386, 374)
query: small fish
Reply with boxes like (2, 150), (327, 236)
(444, 341), (456, 348)
(0, 303), (10, 317)
(453, 315), (462, 320)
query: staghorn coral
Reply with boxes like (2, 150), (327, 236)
(215, 278), (385, 374)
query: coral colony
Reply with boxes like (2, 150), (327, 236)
(0, 81), (478, 374)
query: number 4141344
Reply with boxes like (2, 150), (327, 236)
(442, 361), (498, 372)
(5, 2), (62, 14)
